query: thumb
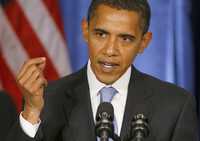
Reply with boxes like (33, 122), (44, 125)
(38, 58), (46, 71)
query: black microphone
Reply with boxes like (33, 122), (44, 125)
(95, 102), (114, 141)
(130, 114), (150, 141)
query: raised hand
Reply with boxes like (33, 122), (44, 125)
(17, 57), (47, 124)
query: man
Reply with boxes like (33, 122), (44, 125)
(0, 91), (17, 141)
(6, 0), (198, 141)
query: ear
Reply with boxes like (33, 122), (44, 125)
(81, 17), (89, 43)
(138, 32), (152, 53)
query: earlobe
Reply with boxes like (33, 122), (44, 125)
(138, 32), (152, 53)
(81, 17), (89, 43)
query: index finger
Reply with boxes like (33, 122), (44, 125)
(17, 57), (46, 80)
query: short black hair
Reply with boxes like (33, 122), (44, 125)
(87, 0), (151, 34)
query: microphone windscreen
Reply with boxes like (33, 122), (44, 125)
(96, 102), (114, 121)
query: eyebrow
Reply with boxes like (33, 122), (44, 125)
(93, 28), (136, 40)
(93, 28), (109, 34)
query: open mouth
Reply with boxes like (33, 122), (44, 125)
(98, 60), (119, 70)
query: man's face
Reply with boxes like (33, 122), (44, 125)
(82, 5), (152, 84)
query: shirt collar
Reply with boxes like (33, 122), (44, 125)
(87, 60), (131, 98)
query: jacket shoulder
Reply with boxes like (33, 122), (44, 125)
(137, 70), (195, 107)
(46, 66), (87, 93)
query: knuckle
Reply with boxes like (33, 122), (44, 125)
(36, 78), (46, 88)
(19, 77), (27, 85)
(24, 83), (30, 89)
(37, 78), (44, 86)
(30, 65), (37, 71)
(40, 75), (46, 81)
(32, 71), (40, 79)
(17, 78), (22, 84)
(36, 70), (41, 77)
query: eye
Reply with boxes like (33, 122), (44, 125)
(95, 31), (107, 38)
(119, 35), (134, 43)
(122, 37), (132, 42)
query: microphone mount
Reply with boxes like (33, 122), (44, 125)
(95, 102), (114, 141)
(130, 114), (150, 141)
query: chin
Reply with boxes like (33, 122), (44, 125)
(97, 74), (119, 85)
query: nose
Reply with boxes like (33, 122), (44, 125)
(103, 36), (118, 57)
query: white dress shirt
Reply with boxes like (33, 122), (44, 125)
(87, 61), (131, 135)
(20, 60), (131, 137)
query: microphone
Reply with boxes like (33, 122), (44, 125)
(130, 114), (150, 141)
(95, 102), (114, 141)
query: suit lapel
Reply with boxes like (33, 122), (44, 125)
(62, 66), (156, 141)
(62, 67), (96, 141)
(120, 66), (155, 141)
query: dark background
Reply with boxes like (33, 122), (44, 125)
(192, 0), (200, 114)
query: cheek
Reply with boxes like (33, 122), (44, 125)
(88, 40), (106, 57)
(89, 34), (108, 49)
(121, 49), (138, 67)
(88, 43), (101, 60)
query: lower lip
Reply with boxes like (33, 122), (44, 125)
(99, 63), (118, 72)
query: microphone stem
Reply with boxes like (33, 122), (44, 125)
(134, 131), (144, 141)
(100, 138), (109, 141)
(100, 130), (109, 141)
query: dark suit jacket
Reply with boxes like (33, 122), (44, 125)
(6, 66), (199, 141)
(0, 91), (17, 141)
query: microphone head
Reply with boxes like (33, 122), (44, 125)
(95, 102), (115, 139)
(131, 113), (150, 138)
(96, 102), (114, 121)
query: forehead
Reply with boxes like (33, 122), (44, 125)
(89, 5), (142, 35)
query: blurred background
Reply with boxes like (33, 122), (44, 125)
(0, 0), (199, 115)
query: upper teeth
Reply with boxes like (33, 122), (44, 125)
(103, 63), (113, 68)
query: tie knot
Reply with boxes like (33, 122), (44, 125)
(99, 87), (118, 102)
